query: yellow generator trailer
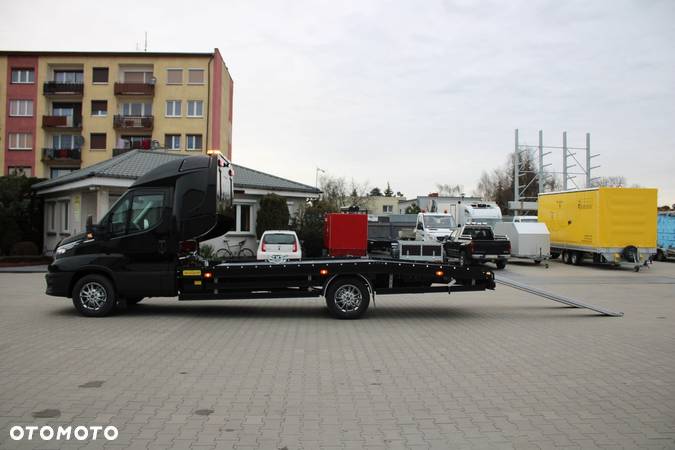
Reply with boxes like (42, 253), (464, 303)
(538, 187), (657, 271)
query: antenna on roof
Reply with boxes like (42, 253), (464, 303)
(144, 31), (148, 52)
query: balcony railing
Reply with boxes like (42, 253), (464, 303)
(42, 115), (83, 129)
(42, 148), (82, 163)
(114, 82), (155, 96)
(113, 115), (154, 130)
(43, 82), (84, 96)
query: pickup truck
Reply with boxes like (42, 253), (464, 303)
(45, 152), (495, 319)
(443, 224), (511, 269)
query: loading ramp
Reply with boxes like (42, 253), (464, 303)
(495, 275), (624, 317)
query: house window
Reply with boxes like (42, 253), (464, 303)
(187, 100), (203, 117)
(46, 202), (56, 232)
(91, 100), (107, 116)
(123, 71), (154, 83)
(121, 136), (152, 150)
(52, 134), (75, 149)
(50, 167), (77, 178)
(383, 205), (393, 213)
(122, 102), (152, 116)
(165, 134), (181, 150)
(167, 69), (183, 84)
(8, 166), (32, 177)
(90, 133), (107, 150)
(11, 69), (34, 84)
(92, 67), (109, 83)
(165, 100), (181, 117)
(8, 133), (32, 150)
(186, 134), (202, 151)
(54, 70), (83, 83)
(237, 204), (252, 232)
(60, 200), (70, 232)
(9, 100), (33, 117)
(187, 69), (205, 84)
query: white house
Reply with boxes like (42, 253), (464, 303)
(32, 150), (321, 255)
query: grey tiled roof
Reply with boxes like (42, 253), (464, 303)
(32, 150), (320, 195)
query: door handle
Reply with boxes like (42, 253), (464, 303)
(158, 239), (167, 255)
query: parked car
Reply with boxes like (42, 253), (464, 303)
(257, 230), (302, 261)
(444, 224), (511, 269)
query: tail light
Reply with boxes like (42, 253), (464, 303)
(261, 242), (267, 252)
(179, 240), (197, 254)
(293, 241), (298, 252)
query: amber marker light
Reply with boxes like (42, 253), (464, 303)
(319, 269), (329, 276)
(435, 270), (445, 277)
(203, 272), (213, 279)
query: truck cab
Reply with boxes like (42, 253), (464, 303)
(46, 153), (234, 315)
(415, 213), (457, 242)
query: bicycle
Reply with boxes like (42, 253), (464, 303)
(215, 239), (255, 260)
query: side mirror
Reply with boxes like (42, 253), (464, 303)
(86, 215), (106, 240)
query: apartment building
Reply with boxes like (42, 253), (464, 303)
(0, 49), (233, 178)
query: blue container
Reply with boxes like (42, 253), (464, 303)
(657, 212), (675, 259)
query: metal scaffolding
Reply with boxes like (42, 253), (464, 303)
(511, 129), (600, 214)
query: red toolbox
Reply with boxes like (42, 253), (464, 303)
(324, 213), (368, 257)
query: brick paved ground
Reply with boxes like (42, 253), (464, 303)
(1, 260), (674, 449)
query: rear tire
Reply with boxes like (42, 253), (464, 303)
(495, 260), (507, 270)
(570, 251), (582, 266)
(563, 251), (572, 264)
(72, 274), (116, 317)
(550, 252), (560, 259)
(325, 277), (370, 319)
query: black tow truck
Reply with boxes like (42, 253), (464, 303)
(46, 153), (495, 319)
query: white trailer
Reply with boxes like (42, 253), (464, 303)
(494, 220), (551, 266)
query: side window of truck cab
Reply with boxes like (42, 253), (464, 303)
(105, 191), (167, 237)
(109, 196), (131, 236)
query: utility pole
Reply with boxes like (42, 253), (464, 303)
(562, 131), (568, 191)
(514, 129), (520, 216)
(315, 167), (325, 189)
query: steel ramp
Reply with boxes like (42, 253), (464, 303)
(495, 275), (624, 317)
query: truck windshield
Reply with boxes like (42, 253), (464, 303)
(423, 215), (455, 229)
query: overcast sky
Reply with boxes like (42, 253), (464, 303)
(3, 0), (674, 204)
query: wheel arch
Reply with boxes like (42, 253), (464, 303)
(68, 267), (116, 298)
(322, 273), (374, 298)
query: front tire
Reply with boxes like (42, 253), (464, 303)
(72, 274), (116, 317)
(325, 277), (370, 319)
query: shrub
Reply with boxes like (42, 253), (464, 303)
(10, 241), (40, 256)
(0, 175), (44, 255)
(293, 199), (335, 257)
(199, 243), (215, 260)
(255, 194), (290, 239)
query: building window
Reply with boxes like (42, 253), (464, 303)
(8, 133), (32, 150)
(92, 67), (109, 83)
(167, 69), (183, 84)
(52, 134), (76, 149)
(8, 166), (32, 177)
(237, 204), (252, 232)
(187, 69), (205, 84)
(187, 100), (203, 117)
(46, 202), (56, 232)
(165, 134), (181, 150)
(9, 100), (33, 117)
(91, 100), (108, 116)
(383, 205), (393, 213)
(165, 100), (181, 117)
(60, 200), (70, 232)
(122, 102), (152, 116)
(54, 70), (83, 83)
(186, 134), (203, 151)
(11, 69), (34, 84)
(50, 167), (77, 178)
(90, 133), (107, 150)
(123, 71), (154, 83)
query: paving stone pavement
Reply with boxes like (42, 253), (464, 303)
(0, 261), (674, 449)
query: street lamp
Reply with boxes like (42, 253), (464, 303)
(315, 167), (325, 188)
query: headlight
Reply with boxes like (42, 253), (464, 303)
(55, 241), (79, 256)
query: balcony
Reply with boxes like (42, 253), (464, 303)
(113, 115), (154, 131)
(43, 82), (84, 96)
(42, 148), (82, 165)
(114, 82), (154, 96)
(42, 115), (83, 130)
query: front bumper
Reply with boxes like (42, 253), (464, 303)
(45, 269), (73, 297)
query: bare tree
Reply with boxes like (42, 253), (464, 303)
(319, 174), (348, 211)
(591, 176), (627, 187)
(436, 183), (463, 196)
